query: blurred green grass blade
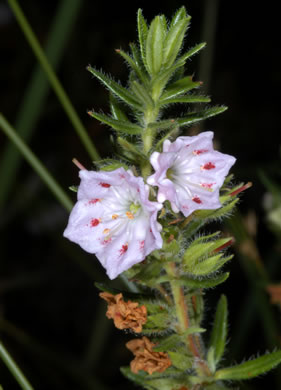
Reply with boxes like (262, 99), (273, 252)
(7, 0), (100, 159)
(0, 0), (85, 210)
(0, 114), (73, 212)
(0, 341), (34, 390)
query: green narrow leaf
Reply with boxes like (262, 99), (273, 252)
(215, 350), (281, 380)
(161, 76), (201, 100)
(160, 14), (168, 33)
(155, 125), (180, 151)
(88, 111), (143, 134)
(177, 106), (228, 127)
(170, 6), (187, 28)
(209, 295), (228, 365)
(137, 9), (148, 68)
(159, 94), (211, 106)
(116, 49), (148, 85)
(146, 15), (165, 75)
(109, 94), (129, 121)
(178, 42), (206, 63)
(151, 61), (185, 101)
(156, 272), (230, 289)
(148, 119), (177, 132)
(130, 80), (154, 108)
(117, 137), (147, 162)
(163, 17), (190, 68)
(87, 66), (142, 110)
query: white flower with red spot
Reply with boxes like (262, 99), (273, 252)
(63, 168), (163, 279)
(147, 131), (236, 217)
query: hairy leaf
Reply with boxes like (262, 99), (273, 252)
(209, 295), (228, 365)
(161, 76), (201, 100)
(87, 66), (142, 110)
(215, 350), (281, 380)
(146, 16), (165, 75)
(137, 9), (148, 69)
(178, 42), (206, 63)
(159, 94), (211, 106)
(88, 111), (143, 134)
(163, 17), (190, 68)
(177, 106), (228, 127)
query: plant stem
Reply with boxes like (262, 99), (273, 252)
(7, 0), (100, 161)
(0, 114), (73, 212)
(165, 262), (211, 377)
(0, 341), (34, 390)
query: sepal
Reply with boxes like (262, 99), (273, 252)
(167, 350), (193, 370)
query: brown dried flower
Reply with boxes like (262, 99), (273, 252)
(99, 292), (147, 332)
(126, 336), (172, 375)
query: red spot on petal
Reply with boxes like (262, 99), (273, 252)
(90, 218), (100, 227)
(89, 198), (100, 205)
(139, 240), (145, 250)
(202, 162), (216, 170)
(192, 196), (202, 204)
(119, 244), (128, 255)
(182, 205), (189, 210)
(119, 174), (125, 179)
(99, 182), (111, 188)
(193, 149), (208, 155)
(201, 183), (214, 189)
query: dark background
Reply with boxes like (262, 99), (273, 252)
(0, 1), (280, 389)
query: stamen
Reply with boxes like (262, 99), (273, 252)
(112, 214), (119, 219)
(126, 211), (134, 219)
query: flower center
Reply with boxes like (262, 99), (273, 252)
(128, 202), (141, 217)
(166, 168), (174, 180)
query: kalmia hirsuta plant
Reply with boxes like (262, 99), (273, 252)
(63, 7), (281, 390)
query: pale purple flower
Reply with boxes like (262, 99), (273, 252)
(147, 131), (236, 217)
(64, 168), (163, 279)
